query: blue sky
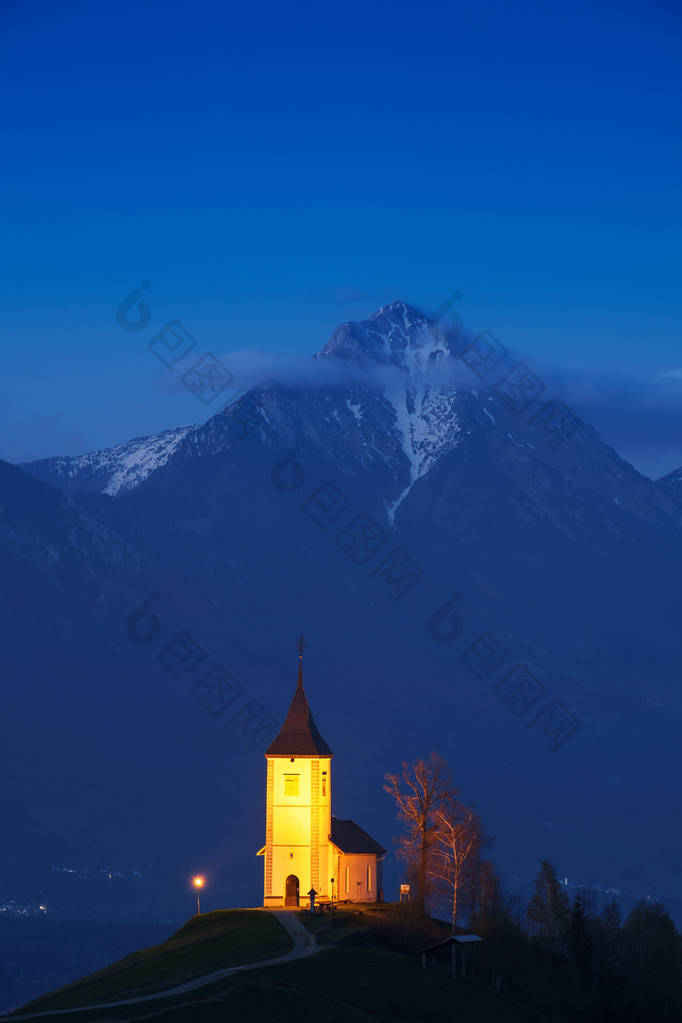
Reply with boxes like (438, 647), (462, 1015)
(1, 0), (681, 476)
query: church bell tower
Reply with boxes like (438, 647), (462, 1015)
(258, 637), (333, 907)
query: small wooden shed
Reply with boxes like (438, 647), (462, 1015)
(418, 932), (483, 979)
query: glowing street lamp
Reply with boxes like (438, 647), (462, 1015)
(192, 875), (206, 915)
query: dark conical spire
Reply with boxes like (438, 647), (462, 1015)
(265, 637), (332, 756)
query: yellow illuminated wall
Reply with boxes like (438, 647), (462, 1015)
(263, 754), (331, 906)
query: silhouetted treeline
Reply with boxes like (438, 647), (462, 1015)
(468, 860), (682, 1022)
(385, 755), (681, 1020)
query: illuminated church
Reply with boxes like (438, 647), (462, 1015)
(257, 642), (385, 908)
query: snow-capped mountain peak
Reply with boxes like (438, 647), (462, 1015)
(18, 302), (462, 518)
(316, 300), (442, 369)
(314, 300), (461, 521)
(19, 302), (679, 539)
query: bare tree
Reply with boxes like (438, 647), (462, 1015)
(384, 752), (459, 912)
(428, 801), (486, 930)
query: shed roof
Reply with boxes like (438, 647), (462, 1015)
(418, 932), (483, 954)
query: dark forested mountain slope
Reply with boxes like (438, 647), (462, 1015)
(8, 303), (682, 924)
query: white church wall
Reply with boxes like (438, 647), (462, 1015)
(335, 851), (381, 902)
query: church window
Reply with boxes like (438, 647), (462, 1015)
(345, 866), (349, 893)
(284, 774), (300, 796)
(367, 864), (371, 890)
(321, 777), (327, 796)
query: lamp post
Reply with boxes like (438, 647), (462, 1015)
(192, 875), (205, 915)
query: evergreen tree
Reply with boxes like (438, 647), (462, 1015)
(567, 890), (592, 983)
(526, 860), (569, 944)
(599, 896), (623, 978)
(466, 858), (499, 935)
(622, 900), (681, 1021)
(600, 896), (621, 935)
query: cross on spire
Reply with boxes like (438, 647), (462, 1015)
(296, 635), (305, 689)
(265, 635), (332, 755)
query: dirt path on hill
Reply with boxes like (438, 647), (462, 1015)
(4, 910), (318, 1021)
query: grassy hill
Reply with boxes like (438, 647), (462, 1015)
(11, 905), (547, 1022)
(10, 910), (291, 1015)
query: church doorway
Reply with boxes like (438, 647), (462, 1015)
(285, 874), (299, 906)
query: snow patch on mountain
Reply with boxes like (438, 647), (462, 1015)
(345, 399), (364, 428)
(315, 301), (466, 523)
(21, 426), (194, 496)
(100, 428), (195, 494)
(380, 324), (462, 524)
